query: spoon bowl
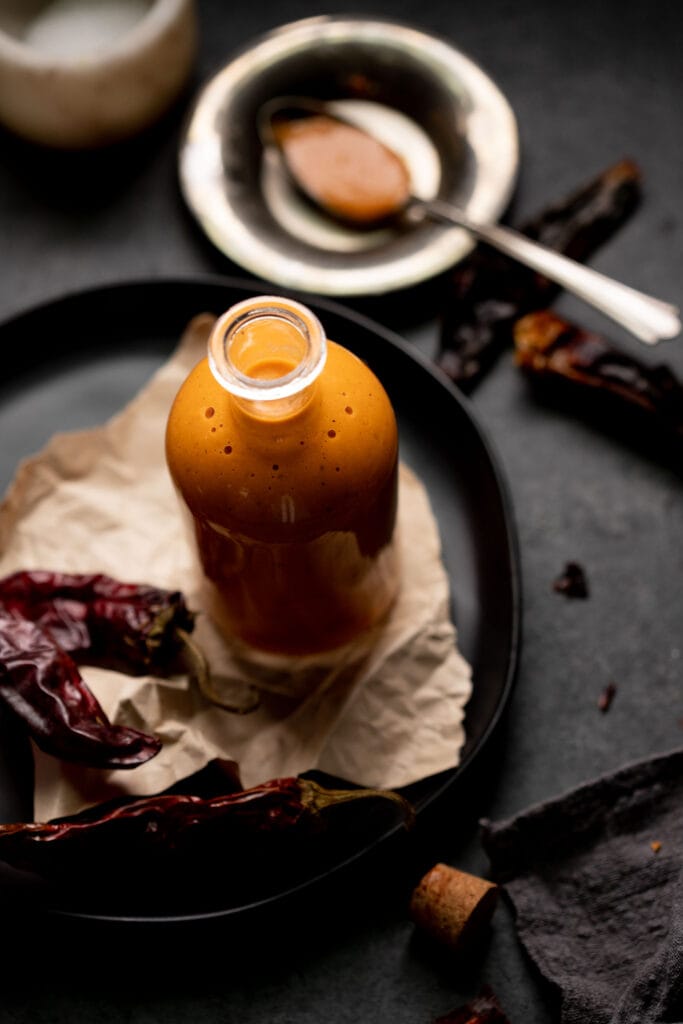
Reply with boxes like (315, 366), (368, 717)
(259, 97), (415, 228)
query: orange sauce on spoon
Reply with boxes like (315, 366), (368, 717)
(273, 113), (411, 226)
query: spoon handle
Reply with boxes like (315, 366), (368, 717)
(424, 198), (680, 345)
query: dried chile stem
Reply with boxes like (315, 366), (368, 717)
(0, 776), (414, 877)
(175, 627), (260, 714)
(514, 310), (683, 439)
(0, 609), (160, 768)
(298, 777), (415, 826)
(437, 159), (642, 389)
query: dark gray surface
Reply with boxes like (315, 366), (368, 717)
(0, 0), (681, 1021)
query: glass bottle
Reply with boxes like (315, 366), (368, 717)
(165, 295), (400, 655)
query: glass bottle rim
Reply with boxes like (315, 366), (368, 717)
(207, 295), (327, 401)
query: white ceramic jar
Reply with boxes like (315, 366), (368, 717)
(0, 0), (197, 147)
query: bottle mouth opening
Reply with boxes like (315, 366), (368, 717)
(208, 295), (327, 402)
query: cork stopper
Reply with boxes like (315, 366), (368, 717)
(409, 862), (499, 950)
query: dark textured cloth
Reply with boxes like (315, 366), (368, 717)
(482, 748), (683, 1024)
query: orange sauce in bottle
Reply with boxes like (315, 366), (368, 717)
(165, 296), (400, 655)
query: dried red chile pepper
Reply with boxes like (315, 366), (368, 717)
(0, 571), (222, 768)
(514, 310), (683, 440)
(0, 571), (194, 675)
(0, 775), (413, 878)
(0, 569), (257, 713)
(0, 609), (160, 768)
(437, 159), (642, 389)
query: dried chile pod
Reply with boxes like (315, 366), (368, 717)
(0, 571), (259, 715)
(0, 609), (161, 769)
(437, 159), (642, 389)
(0, 571), (195, 675)
(513, 310), (683, 440)
(49, 758), (246, 824)
(0, 776), (414, 878)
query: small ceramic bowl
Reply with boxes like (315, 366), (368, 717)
(0, 0), (197, 148)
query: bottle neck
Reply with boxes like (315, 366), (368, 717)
(207, 296), (327, 419)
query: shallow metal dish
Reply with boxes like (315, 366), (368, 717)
(179, 15), (519, 296)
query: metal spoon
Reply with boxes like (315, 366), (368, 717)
(260, 99), (680, 345)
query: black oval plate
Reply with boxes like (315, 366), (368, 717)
(0, 277), (520, 925)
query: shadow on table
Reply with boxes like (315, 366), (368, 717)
(519, 375), (683, 480)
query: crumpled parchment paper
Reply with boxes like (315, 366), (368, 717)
(0, 314), (472, 820)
